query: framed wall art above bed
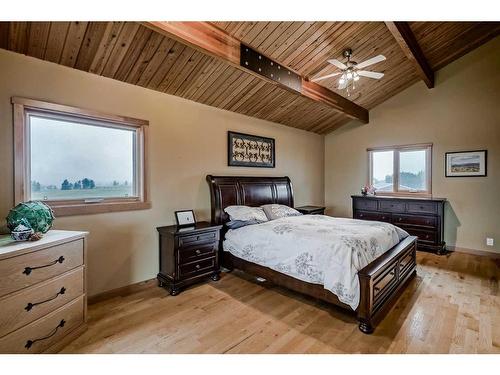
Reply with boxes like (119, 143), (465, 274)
(228, 131), (275, 168)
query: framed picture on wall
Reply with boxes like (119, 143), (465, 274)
(228, 131), (275, 168)
(445, 150), (487, 177)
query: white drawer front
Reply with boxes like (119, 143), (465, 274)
(0, 267), (84, 337)
(0, 295), (84, 353)
(0, 239), (83, 297)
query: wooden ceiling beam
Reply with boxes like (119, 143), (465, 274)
(385, 21), (434, 89)
(143, 21), (369, 123)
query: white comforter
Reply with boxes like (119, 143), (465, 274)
(223, 215), (408, 310)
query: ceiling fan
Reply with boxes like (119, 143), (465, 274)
(311, 49), (386, 96)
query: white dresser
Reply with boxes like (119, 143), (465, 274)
(0, 230), (88, 353)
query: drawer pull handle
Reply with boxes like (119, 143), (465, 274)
(398, 218), (402, 221)
(25, 287), (66, 312)
(195, 264), (201, 269)
(195, 249), (201, 255)
(23, 256), (65, 276)
(25, 319), (65, 350)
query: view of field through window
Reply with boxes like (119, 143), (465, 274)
(29, 115), (136, 201)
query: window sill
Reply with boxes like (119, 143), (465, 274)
(49, 201), (152, 217)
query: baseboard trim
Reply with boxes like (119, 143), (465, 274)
(447, 245), (500, 259)
(88, 278), (157, 305)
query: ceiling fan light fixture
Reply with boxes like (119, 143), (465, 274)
(316, 49), (385, 95)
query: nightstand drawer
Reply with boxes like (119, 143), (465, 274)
(179, 257), (216, 278)
(178, 232), (218, 247)
(178, 244), (217, 264)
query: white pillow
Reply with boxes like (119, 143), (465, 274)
(261, 204), (302, 220)
(224, 205), (268, 222)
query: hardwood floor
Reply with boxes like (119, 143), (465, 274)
(61, 251), (499, 354)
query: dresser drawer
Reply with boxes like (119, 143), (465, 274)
(178, 231), (218, 248)
(393, 214), (437, 228)
(0, 294), (84, 353)
(0, 267), (84, 338)
(354, 210), (392, 223)
(179, 257), (216, 278)
(379, 200), (406, 213)
(178, 244), (217, 264)
(0, 239), (84, 297)
(353, 199), (378, 211)
(399, 226), (437, 244)
(407, 201), (438, 214)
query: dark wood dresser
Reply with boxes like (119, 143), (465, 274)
(157, 222), (222, 295)
(295, 205), (326, 215)
(351, 195), (446, 254)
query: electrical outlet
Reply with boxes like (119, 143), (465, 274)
(486, 238), (494, 246)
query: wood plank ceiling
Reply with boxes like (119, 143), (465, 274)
(0, 22), (499, 134)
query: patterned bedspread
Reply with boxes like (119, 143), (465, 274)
(223, 215), (408, 310)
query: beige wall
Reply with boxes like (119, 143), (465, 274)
(0, 49), (325, 296)
(325, 37), (500, 254)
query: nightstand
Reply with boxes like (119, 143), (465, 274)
(295, 205), (326, 215)
(156, 221), (222, 296)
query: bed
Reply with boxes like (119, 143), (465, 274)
(206, 175), (417, 334)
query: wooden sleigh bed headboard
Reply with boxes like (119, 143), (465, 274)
(206, 175), (294, 225)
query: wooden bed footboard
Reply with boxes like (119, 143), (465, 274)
(222, 236), (417, 334)
(357, 236), (417, 333)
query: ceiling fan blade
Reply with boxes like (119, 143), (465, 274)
(356, 55), (386, 69)
(357, 70), (384, 79)
(327, 59), (347, 70)
(311, 72), (342, 82)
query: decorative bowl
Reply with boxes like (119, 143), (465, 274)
(10, 229), (33, 241)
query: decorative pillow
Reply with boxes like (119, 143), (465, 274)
(224, 205), (268, 222)
(225, 219), (261, 230)
(261, 204), (302, 220)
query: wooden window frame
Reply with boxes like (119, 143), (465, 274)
(12, 97), (151, 216)
(367, 143), (433, 197)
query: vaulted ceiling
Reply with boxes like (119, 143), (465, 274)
(0, 22), (498, 134)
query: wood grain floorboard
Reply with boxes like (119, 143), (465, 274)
(60, 251), (499, 354)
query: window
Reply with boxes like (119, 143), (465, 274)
(13, 97), (150, 216)
(368, 144), (432, 196)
